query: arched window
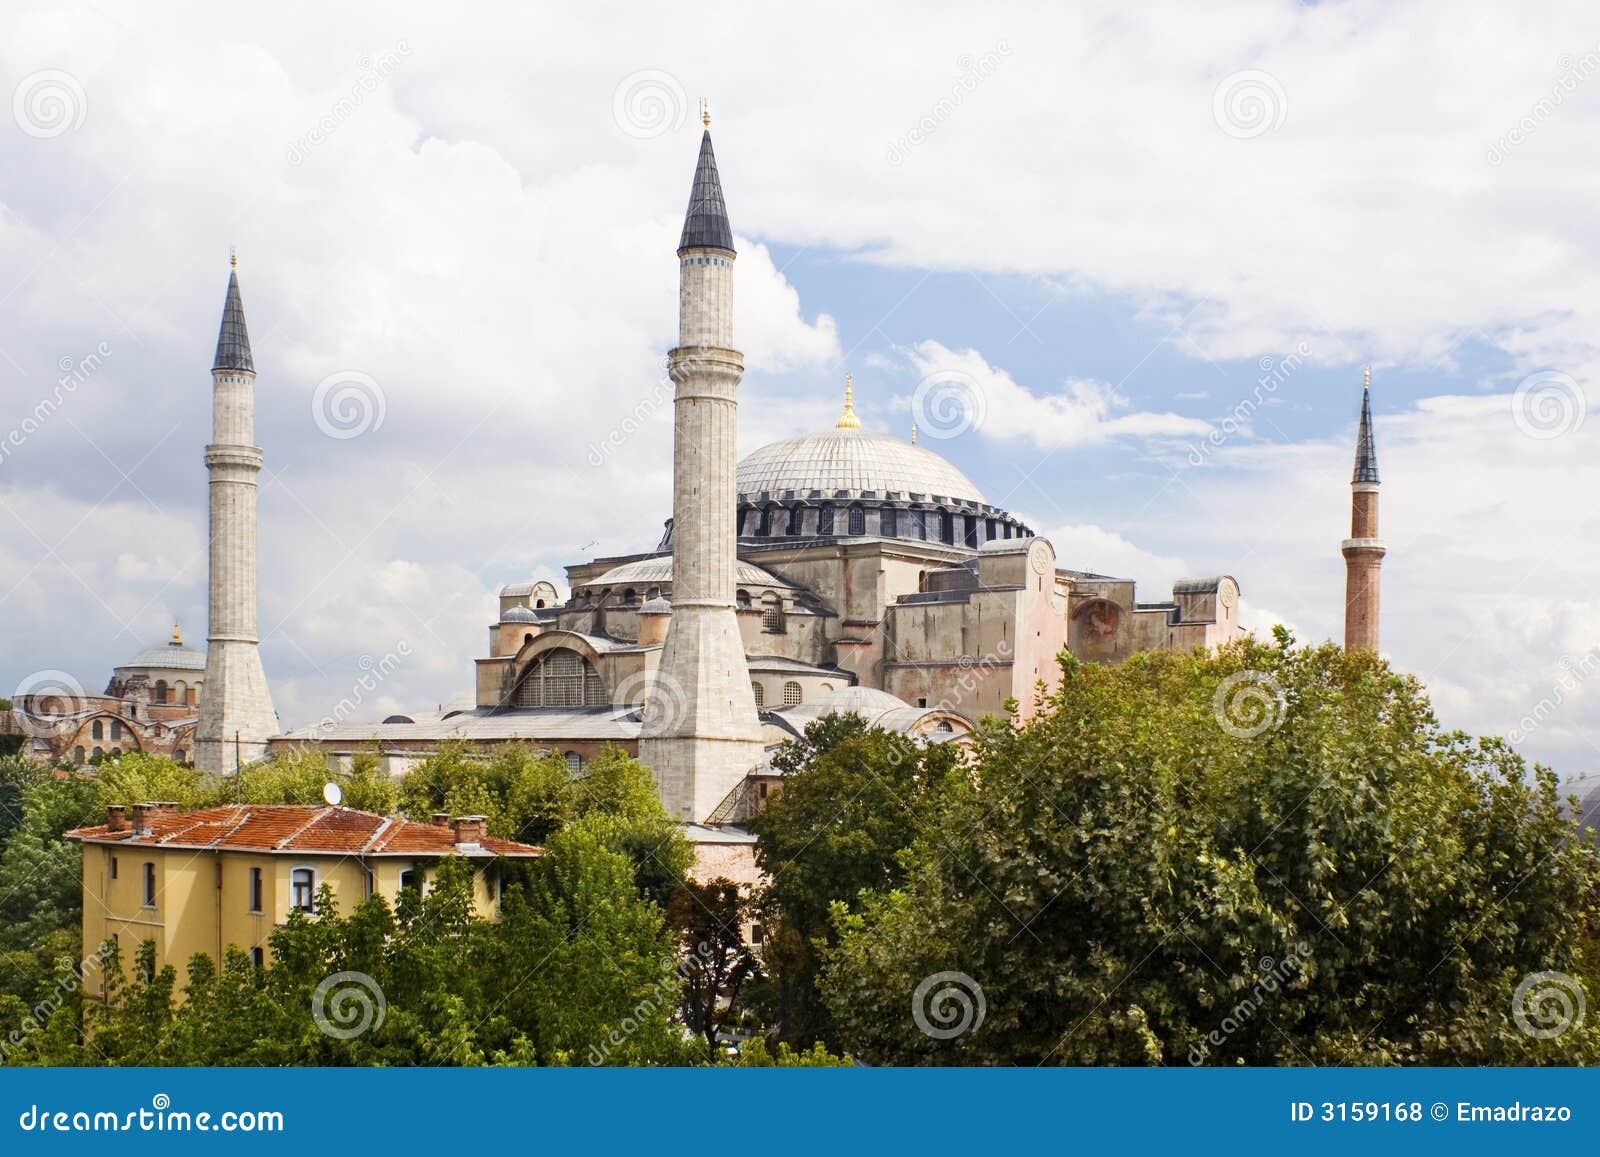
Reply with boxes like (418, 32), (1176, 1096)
(621, 587), (638, 606)
(513, 648), (606, 707)
(782, 681), (803, 706)
(819, 682), (833, 693)
(935, 720), (955, 733)
(847, 505), (866, 536)
(154, 679), (168, 704)
(761, 596), (786, 634)
(736, 589), (752, 609)
(564, 752), (584, 774)
(911, 509), (927, 540)
(174, 749), (185, 764)
(751, 682), (765, 707)
(111, 720), (122, 740)
(91, 747), (103, 760)
(939, 509), (954, 544)
(73, 747), (85, 764)
(173, 681), (186, 705)
(91, 720), (103, 740)
(964, 516), (979, 549)
(786, 505), (803, 535)
(756, 506), (771, 536)
(880, 508), (897, 537)
(524, 633), (534, 646)
(535, 598), (546, 608)
(817, 506), (834, 535)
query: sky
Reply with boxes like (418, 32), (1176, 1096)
(1, 1), (1597, 776)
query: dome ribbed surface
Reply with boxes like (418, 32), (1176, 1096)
(737, 429), (986, 504)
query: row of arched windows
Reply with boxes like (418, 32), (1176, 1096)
(751, 681), (805, 708)
(746, 502), (1008, 547)
(150, 680), (195, 705)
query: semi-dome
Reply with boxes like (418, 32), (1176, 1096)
(737, 428), (986, 504)
(584, 555), (791, 589)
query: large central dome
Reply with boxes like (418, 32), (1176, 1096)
(737, 428), (986, 504)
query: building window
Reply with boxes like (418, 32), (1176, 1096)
(880, 508), (897, 537)
(939, 510), (955, 544)
(751, 923), (764, 945)
(782, 681), (803, 707)
(756, 507), (771, 536)
(363, 868), (374, 898)
(142, 862), (156, 908)
(936, 721), (955, 733)
(290, 868), (315, 912)
(73, 746), (85, 764)
(964, 516), (979, 549)
(512, 647), (606, 707)
(91, 720), (103, 740)
(399, 868), (420, 894)
(736, 589), (751, 609)
(847, 505), (866, 536)
(761, 596), (785, 634)
(111, 720), (122, 740)
(249, 867), (263, 913)
(154, 679), (168, 704)
(912, 509), (927, 540)
(251, 947), (265, 971)
(817, 505), (834, 535)
(751, 682), (765, 707)
(786, 506), (803, 535)
(564, 751), (584, 774)
(91, 747), (103, 760)
(110, 855), (118, 880)
(174, 749), (186, 764)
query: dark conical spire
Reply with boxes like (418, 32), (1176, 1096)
(212, 257), (255, 374)
(678, 130), (734, 254)
(1352, 368), (1379, 484)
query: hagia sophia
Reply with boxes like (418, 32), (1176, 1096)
(5, 119), (1390, 866)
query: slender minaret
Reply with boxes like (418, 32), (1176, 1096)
(195, 254), (278, 772)
(638, 111), (765, 822)
(1341, 368), (1385, 652)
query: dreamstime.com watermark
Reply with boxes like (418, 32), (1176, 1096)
(1186, 341), (1310, 467)
(1507, 651), (1598, 744)
(286, 43), (411, 166)
(885, 44), (1011, 166)
(1213, 669), (1288, 739)
(910, 367), (986, 439)
(1187, 941), (1313, 1063)
(311, 971), (386, 1040)
(16, 1095), (283, 1133)
(1, 942), (117, 1063)
(1511, 970), (1586, 1040)
(1212, 69), (1287, 140)
(1487, 43), (1600, 166)
(1510, 370), (1587, 440)
(312, 370), (386, 439)
(314, 642), (413, 736)
(0, 342), (113, 467)
(912, 970), (986, 1040)
(586, 941), (716, 1064)
(587, 356), (672, 467)
(12, 69), (86, 139)
(612, 70), (688, 140)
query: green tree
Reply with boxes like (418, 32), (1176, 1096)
(669, 878), (759, 1058)
(821, 634), (1600, 1065)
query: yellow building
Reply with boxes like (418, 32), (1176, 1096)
(67, 802), (542, 991)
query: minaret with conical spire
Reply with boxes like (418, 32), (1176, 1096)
(1341, 367), (1386, 652)
(638, 114), (765, 823)
(196, 254), (278, 772)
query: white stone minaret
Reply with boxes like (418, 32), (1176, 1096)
(638, 119), (765, 822)
(195, 256), (278, 772)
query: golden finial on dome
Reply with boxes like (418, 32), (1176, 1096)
(836, 373), (862, 430)
(1363, 364), (1371, 391)
(170, 622), (183, 646)
(701, 98), (710, 128)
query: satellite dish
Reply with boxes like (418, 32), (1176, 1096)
(322, 781), (344, 807)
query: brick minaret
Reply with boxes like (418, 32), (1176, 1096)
(638, 117), (765, 822)
(196, 256), (278, 772)
(1341, 368), (1385, 652)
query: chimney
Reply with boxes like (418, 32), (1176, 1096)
(430, 811), (450, 827)
(131, 801), (180, 836)
(105, 805), (127, 833)
(452, 815), (487, 848)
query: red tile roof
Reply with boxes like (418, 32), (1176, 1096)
(66, 805), (541, 858)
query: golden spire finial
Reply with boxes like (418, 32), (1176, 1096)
(701, 98), (710, 128)
(911, 419), (918, 444)
(836, 373), (861, 430)
(230, 246), (237, 270)
(171, 622), (182, 646)
(1363, 364), (1370, 391)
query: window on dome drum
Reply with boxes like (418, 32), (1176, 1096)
(565, 751), (584, 774)
(142, 862), (156, 907)
(736, 589), (752, 608)
(817, 506), (834, 535)
(847, 505), (866, 535)
(513, 648), (606, 707)
(751, 682), (765, 707)
(987, 518), (998, 541)
(291, 868), (316, 912)
(964, 517), (979, 549)
(621, 587), (637, 605)
(756, 507), (771, 535)
(786, 506), (803, 535)
(880, 508), (897, 537)
(939, 510), (954, 544)
(154, 679), (168, 703)
(761, 597), (786, 634)
(782, 682), (803, 706)
(911, 509), (926, 540)
(249, 867), (263, 913)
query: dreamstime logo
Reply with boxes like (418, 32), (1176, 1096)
(13, 69), (87, 139)
(312, 370), (386, 439)
(1213, 669), (1286, 739)
(1511, 370), (1586, 440)
(1512, 970), (1586, 1040)
(612, 70), (687, 140)
(1487, 44), (1600, 166)
(885, 43), (1011, 166)
(311, 971), (386, 1040)
(912, 971), (986, 1041)
(587, 357), (673, 467)
(286, 43), (411, 165)
(0, 941), (117, 1062)
(911, 368), (986, 439)
(316, 642), (412, 735)
(11, 670), (90, 739)
(1186, 341), (1311, 467)
(627, 668), (690, 733)
(1507, 650), (1598, 744)
(1212, 69), (1287, 140)
(1188, 942), (1312, 1064)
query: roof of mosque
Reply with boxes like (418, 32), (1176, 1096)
(737, 427), (987, 505)
(583, 555), (791, 589)
(678, 130), (734, 253)
(119, 640), (207, 672)
(213, 265), (254, 373)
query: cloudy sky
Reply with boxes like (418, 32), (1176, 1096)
(2, 1), (1597, 775)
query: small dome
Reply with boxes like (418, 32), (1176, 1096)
(738, 428), (986, 504)
(639, 596), (672, 615)
(119, 639), (207, 672)
(500, 605), (539, 623)
(585, 555), (789, 589)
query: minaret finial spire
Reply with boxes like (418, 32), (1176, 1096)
(171, 622), (182, 646)
(836, 372), (861, 429)
(230, 246), (237, 270)
(701, 98), (710, 128)
(911, 418), (918, 444)
(1363, 364), (1370, 391)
